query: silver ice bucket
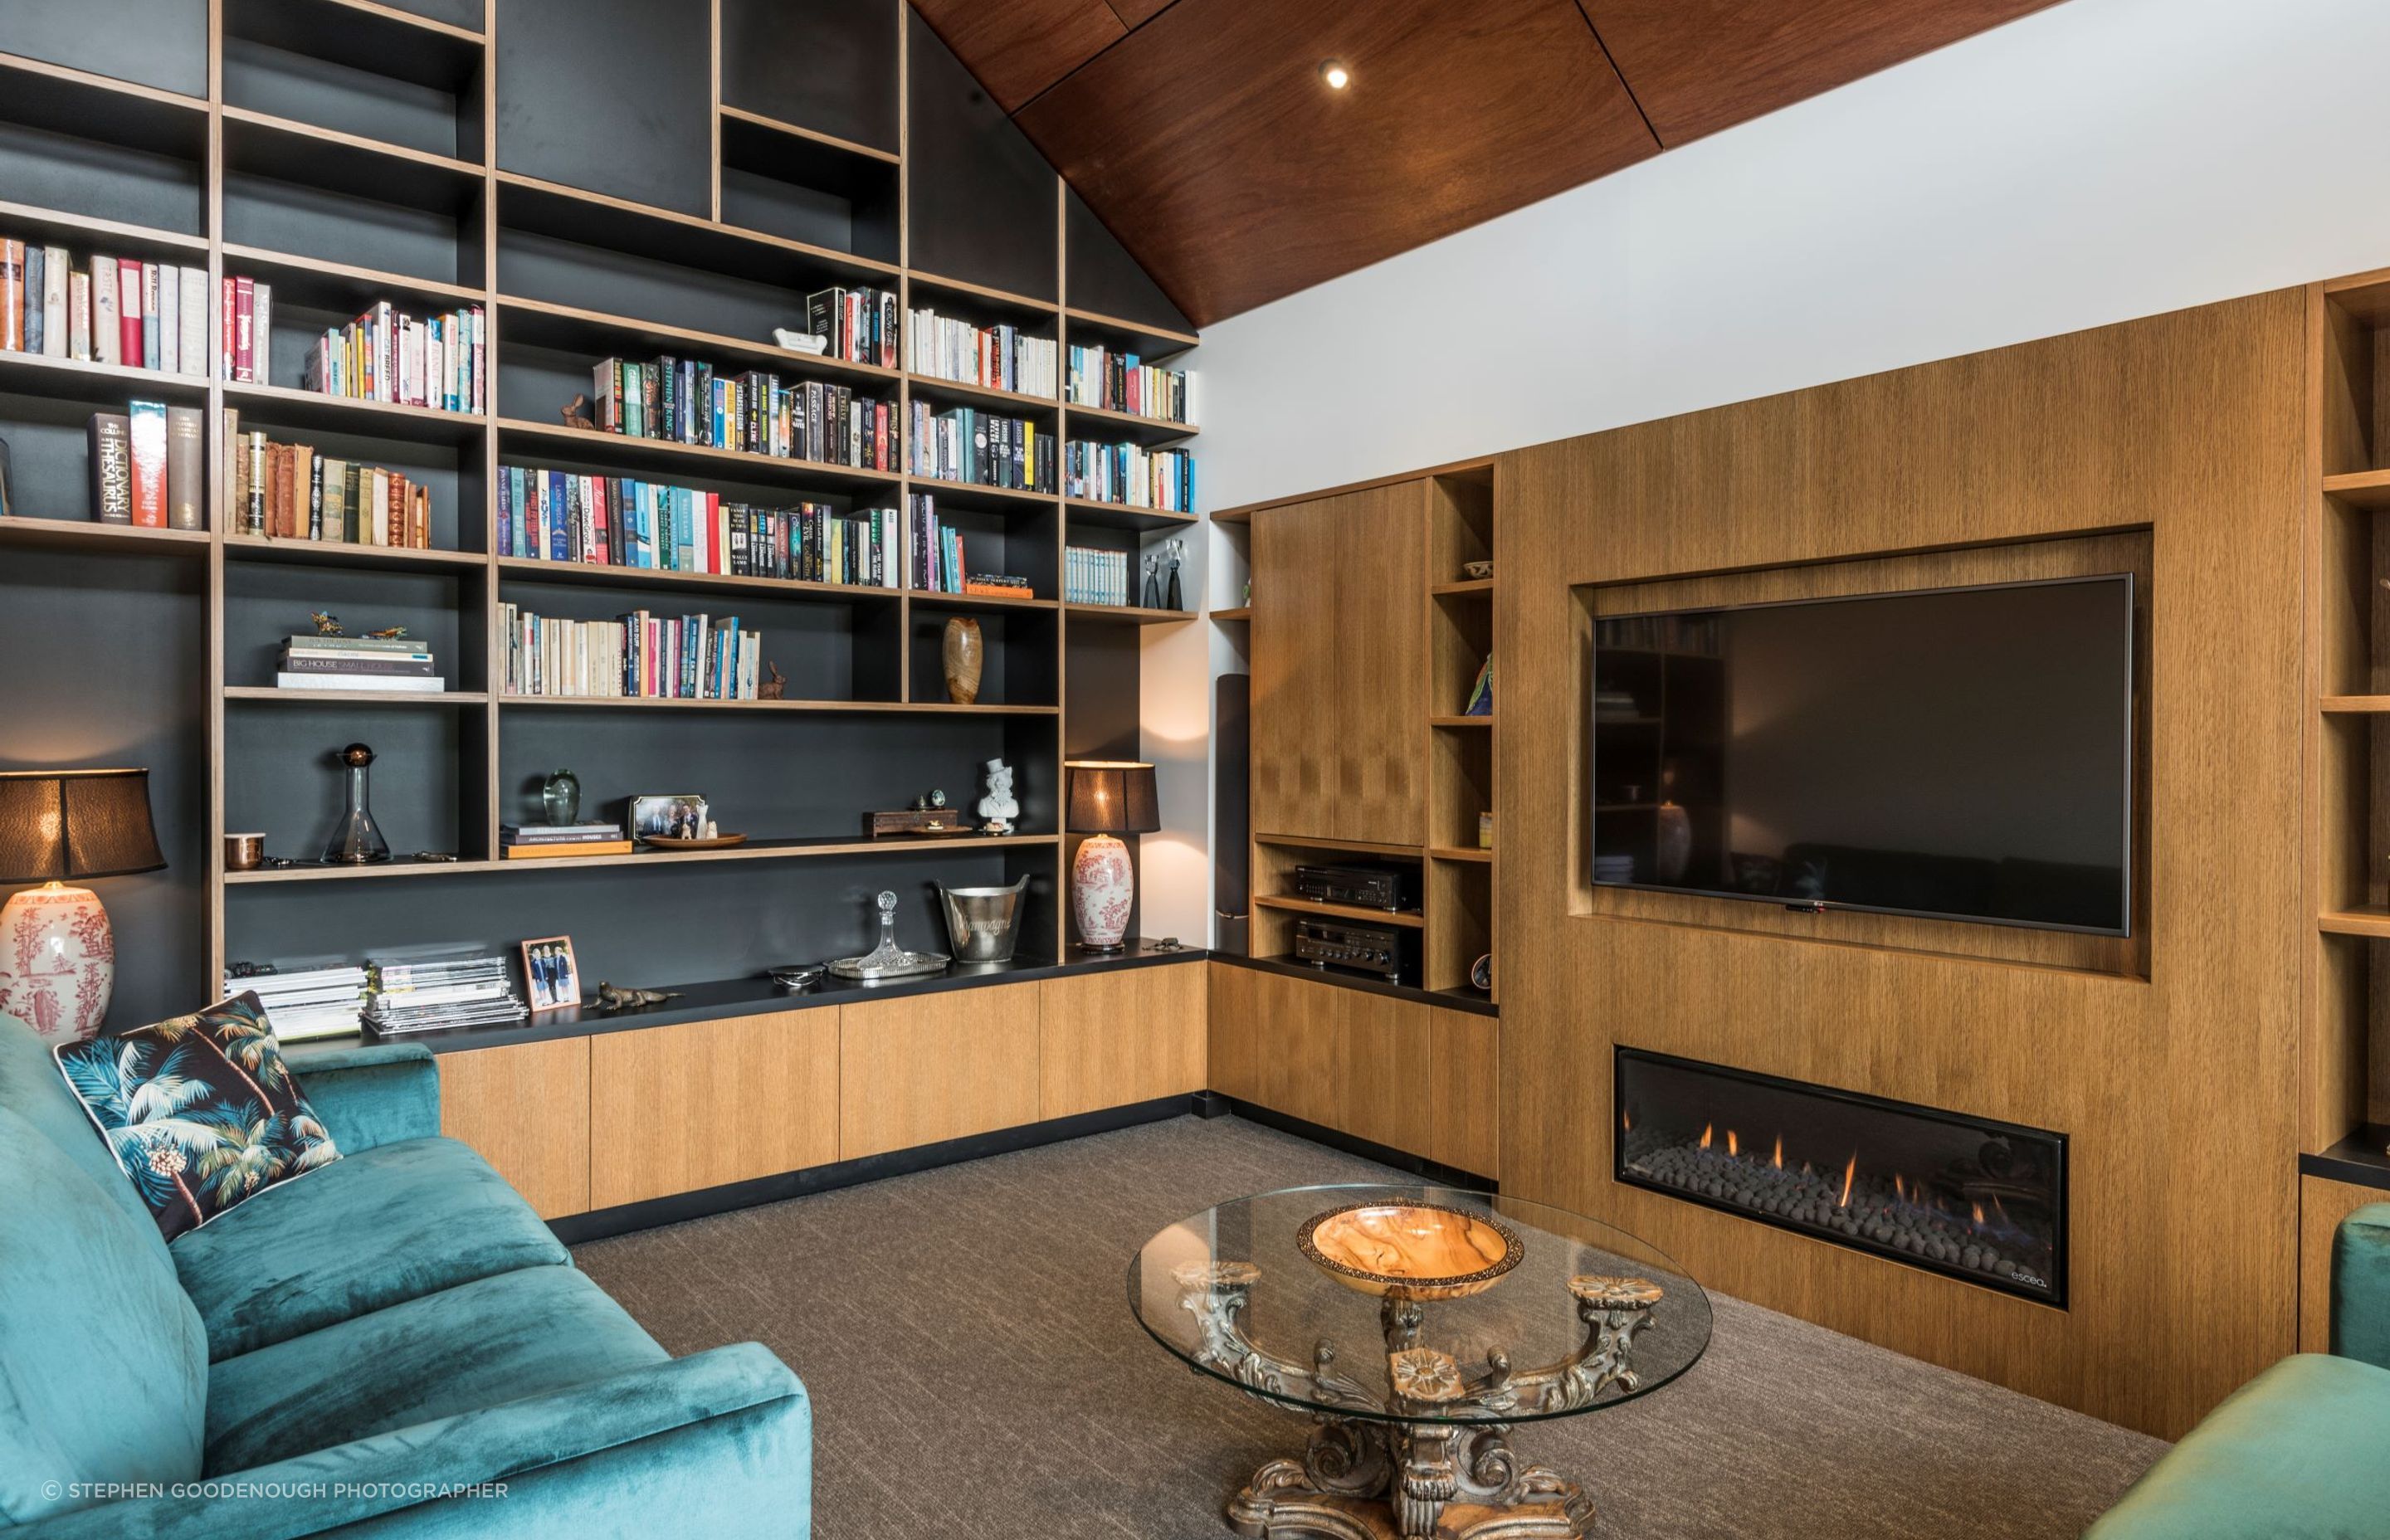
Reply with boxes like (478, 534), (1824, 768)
(939, 875), (1030, 962)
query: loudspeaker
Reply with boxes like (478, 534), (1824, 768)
(1214, 672), (1250, 953)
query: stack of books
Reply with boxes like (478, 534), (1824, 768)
(500, 821), (632, 859)
(1063, 439), (1196, 512)
(297, 297), (486, 412)
(227, 413), (432, 545)
(365, 952), (529, 1036)
(277, 633), (446, 694)
(498, 466), (895, 582)
(905, 307), (1056, 396)
(1064, 344), (1190, 423)
(224, 963), (368, 1042)
(1, 238), (207, 375)
(501, 607), (765, 702)
(1065, 545), (1133, 607)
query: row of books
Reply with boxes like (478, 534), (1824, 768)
(1, 241), (208, 377)
(907, 402), (1056, 493)
(905, 493), (1028, 597)
(276, 633), (446, 694)
(500, 602), (767, 701)
(366, 953), (529, 1035)
(227, 415), (434, 547)
(905, 309), (1057, 397)
(87, 402), (203, 529)
(1065, 344), (1190, 425)
(227, 964), (368, 1043)
(590, 357), (892, 468)
(498, 466), (905, 585)
(807, 285), (900, 369)
(1065, 545), (1134, 607)
(1063, 441), (1197, 512)
(293, 296), (488, 412)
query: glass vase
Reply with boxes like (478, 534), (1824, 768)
(542, 768), (582, 825)
(322, 743), (391, 865)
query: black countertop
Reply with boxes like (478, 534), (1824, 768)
(363, 938), (1207, 1055)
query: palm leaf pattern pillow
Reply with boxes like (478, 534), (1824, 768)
(54, 992), (340, 1243)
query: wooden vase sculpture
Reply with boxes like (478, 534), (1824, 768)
(944, 616), (983, 704)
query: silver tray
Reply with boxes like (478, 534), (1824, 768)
(826, 949), (949, 982)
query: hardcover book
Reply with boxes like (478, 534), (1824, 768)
(127, 399), (168, 527)
(87, 413), (133, 524)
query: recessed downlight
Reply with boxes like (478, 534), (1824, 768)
(1319, 60), (1351, 90)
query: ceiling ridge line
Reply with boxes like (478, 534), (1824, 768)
(1570, 0), (1665, 149)
(1007, 0), (1192, 121)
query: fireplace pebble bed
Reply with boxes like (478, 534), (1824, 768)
(1622, 1130), (2056, 1296)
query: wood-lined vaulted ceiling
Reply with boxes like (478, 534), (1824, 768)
(908, 0), (2064, 324)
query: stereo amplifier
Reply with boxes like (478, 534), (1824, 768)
(1291, 863), (1414, 911)
(1294, 918), (1407, 983)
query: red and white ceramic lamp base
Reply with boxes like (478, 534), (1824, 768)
(0, 881), (115, 1044)
(1072, 833), (1136, 952)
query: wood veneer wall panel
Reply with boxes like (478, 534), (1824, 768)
(1039, 961), (1206, 1119)
(840, 980), (1041, 1158)
(588, 1008), (840, 1208)
(1428, 1006), (1500, 1180)
(1495, 291), (2308, 1440)
(439, 1036), (591, 1218)
(2300, 1172), (2389, 1353)
(1251, 481), (1427, 847)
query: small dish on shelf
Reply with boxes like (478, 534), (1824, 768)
(640, 832), (749, 850)
(768, 963), (825, 992)
(1295, 1201), (1522, 1301)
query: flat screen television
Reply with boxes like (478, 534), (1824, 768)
(1590, 574), (2134, 934)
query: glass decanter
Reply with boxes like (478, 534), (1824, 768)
(322, 742), (392, 865)
(827, 890), (950, 981)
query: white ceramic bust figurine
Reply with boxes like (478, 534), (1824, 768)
(978, 758), (1019, 835)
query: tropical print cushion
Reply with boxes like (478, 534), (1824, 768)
(53, 992), (340, 1243)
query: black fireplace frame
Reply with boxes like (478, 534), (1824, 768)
(1613, 1047), (2070, 1309)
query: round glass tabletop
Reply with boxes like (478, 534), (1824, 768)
(1128, 1183), (1712, 1427)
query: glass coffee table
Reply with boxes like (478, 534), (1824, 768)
(1129, 1184), (1711, 1539)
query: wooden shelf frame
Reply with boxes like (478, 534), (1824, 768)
(0, 0), (1198, 998)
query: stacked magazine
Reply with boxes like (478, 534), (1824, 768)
(365, 951), (529, 1036)
(225, 963), (368, 1042)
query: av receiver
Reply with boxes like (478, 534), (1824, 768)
(1294, 918), (1407, 983)
(1291, 863), (1414, 911)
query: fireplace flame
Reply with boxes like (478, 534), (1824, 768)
(1699, 1123), (1713, 1151)
(1972, 1201), (1985, 1226)
(1726, 1129), (1739, 1157)
(1622, 1108), (1632, 1132)
(1836, 1153), (1857, 1208)
(1894, 1173), (1905, 1203)
(1772, 1136), (1783, 1171)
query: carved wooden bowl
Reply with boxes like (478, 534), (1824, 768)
(1295, 1201), (1524, 1300)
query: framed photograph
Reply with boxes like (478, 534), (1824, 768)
(520, 935), (579, 1013)
(629, 792), (708, 843)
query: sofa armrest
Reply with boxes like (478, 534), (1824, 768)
(281, 1040), (440, 1153)
(2333, 1201), (2390, 1371)
(17, 1343), (809, 1540)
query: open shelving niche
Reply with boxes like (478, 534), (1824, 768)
(1217, 463), (1498, 1014)
(2306, 266), (2390, 1196)
(0, 2), (1207, 1015)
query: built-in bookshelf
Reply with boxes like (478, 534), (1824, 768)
(1212, 462), (1496, 1011)
(0, 2), (1202, 1018)
(2306, 265), (2390, 1190)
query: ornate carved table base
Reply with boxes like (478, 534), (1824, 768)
(1228, 1420), (1591, 1540)
(1173, 1262), (1664, 1540)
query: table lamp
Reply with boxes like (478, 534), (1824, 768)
(0, 769), (165, 1043)
(1066, 761), (1159, 953)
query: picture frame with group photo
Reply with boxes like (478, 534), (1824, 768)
(520, 935), (579, 1013)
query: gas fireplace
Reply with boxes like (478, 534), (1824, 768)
(1615, 1049), (2067, 1306)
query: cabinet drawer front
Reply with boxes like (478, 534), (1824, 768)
(589, 1009), (840, 1209)
(841, 982), (1041, 1159)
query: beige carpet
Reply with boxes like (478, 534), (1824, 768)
(573, 1114), (2164, 1538)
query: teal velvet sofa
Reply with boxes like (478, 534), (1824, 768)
(2090, 1202), (2390, 1539)
(0, 1012), (812, 1538)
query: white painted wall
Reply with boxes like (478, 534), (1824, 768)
(1143, 0), (2390, 946)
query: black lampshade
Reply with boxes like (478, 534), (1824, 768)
(0, 769), (167, 882)
(1066, 761), (1160, 835)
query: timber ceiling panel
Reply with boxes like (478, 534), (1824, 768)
(909, 0), (2066, 324)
